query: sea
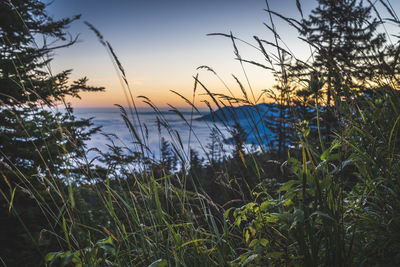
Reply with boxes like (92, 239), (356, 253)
(73, 107), (231, 162)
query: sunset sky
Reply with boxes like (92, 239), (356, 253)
(46, 0), (399, 108)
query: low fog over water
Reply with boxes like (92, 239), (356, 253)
(74, 107), (232, 162)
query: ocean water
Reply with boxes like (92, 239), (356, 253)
(73, 107), (231, 161)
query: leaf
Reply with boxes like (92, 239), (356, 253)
(60, 252), (74, 267)
(249, 226), (256, 237)
(9, 187), (16, 213)
(148, 259), (168, 267)
(388, 115), (400, 151)
(296, 0), (304, 18)
(235, 216), (242, 227)
(303, 127), (310, 137)
(224, 208), (232, 218)
(330, 158), (357, 174)
(283, 198), (292, 207)
(321, 140), (341, 161)
(278, 180), (300, 193)
(99, 244), (115, 255)
(265, 251), (284, 259)
(245, 230), (250, 243)
(320, 150), (330, 162)
(239, 150), (247, 168)
(2, 174), (11, 189)
(241, 254), (259, 266)
(45, 252), (57, 262)
(100, 227), (119, 242)
(260, 201), (270, 211)
(249, 239), (258, 248)
(259, 238), (269, 247)
(177, 239), (208, 250)
(271, 226), (287, 240)
(311, 211), (334, 221)
(290, 208), (304, 229)
(285, 157), (300, 174)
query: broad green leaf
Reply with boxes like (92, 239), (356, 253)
(235, 217), (242, 227)
(96, 236), (113, 246)
(321, 140), (340, 161)
(148, 259), (168, 267)
(260, 201), (270, 211)
(45, 252), (57, 262)
(259, 238), (269, 247)
(278, 180), (300, 193)
(249, 239), (258, 248)
(224, 208), (232, 218)
(245, 230), (250, 243)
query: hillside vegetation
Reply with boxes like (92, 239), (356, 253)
(1, 0), (400, 266)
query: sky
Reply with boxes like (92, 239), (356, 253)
(45, 0), (399, 108)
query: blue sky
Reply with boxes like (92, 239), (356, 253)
(45, 0), (399, 107)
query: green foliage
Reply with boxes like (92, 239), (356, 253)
(227, 136), (356, 266)
(0, 0), (103, 265)
(342, 87), (400, 265)
(3, 0), (400, 266)
(45, 237), (117, 266)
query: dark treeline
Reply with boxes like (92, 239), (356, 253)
(1, 0), (400, 266)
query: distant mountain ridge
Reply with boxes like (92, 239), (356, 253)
(198, 103), (282, 146)
(198, 103), (277, 122)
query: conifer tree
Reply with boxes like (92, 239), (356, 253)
(0, 1), (104, 265)
(295, 0), (385, 106)
(206, 127), (224, 165)
(0, 0), (104, 182)
(160, 137), (176, 173)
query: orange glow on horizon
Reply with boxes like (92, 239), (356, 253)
(68, 70), (276, 108)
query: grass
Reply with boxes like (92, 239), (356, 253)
(2, 0), (400, 266)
